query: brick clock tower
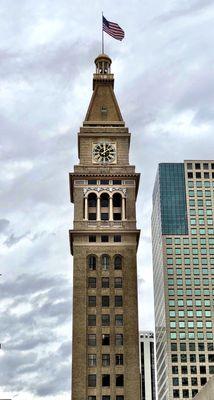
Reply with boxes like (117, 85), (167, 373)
(69, 54), (141, 400)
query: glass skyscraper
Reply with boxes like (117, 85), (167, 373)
(152, 161), (214, 400)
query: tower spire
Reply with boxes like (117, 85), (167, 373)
(84, 54), (124, 126)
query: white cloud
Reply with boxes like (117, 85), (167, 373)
(1, 0), (214, 397)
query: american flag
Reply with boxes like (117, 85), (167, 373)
(103, 16), (125, 41)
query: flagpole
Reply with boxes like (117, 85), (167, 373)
(102, 11), (104, 53)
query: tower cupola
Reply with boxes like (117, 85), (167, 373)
(93, 53), (114, 89)
(94, 53), (112, 74)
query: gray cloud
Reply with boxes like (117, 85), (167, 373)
(4, 231), (30, 247)
(1, 0), (214, 398)
(156, 0), (214, 22)
(0, 273), (71, 396)
(0, 218), (10, 232)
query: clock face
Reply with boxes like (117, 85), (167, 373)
(92, 142), (116, 164)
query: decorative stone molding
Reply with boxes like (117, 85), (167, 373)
(83, 187), (126, 196)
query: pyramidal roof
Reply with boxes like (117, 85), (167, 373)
(84, 54), (124, 126)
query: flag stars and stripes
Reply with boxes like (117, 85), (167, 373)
(103, 16), (125, 41)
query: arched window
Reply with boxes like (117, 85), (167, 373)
(101, 254), (110, 271)
(100, 193), (109, 221)
(101, 193), (109, 207)
(88, 255), (96, 270)
(88, 193), (97, 220)
(113, 193), (122, 207)
(114, 255), (122, 270)
(113, 193), (122, 221)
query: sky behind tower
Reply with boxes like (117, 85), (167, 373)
(0, 0), (214, 399)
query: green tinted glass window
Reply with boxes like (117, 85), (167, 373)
(158, 164), (188, 235)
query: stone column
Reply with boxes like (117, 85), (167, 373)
(122, 197), (126, 220)
(97, 196), (101, 221)
(84, 197), (88, 220)
(109, 196), (113, 221)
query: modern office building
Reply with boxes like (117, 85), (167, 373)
(69, 54), (141, 400)
(140, 331), (156, 400)
(152, 161), (214, 400)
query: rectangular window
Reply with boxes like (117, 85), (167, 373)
(89, 235), (96, 242)
(88, 374), (96, 387)
(88, 354), (96, 366)
(102, 296), (109, 307)
(88, 315), (96, 326)
(88, 296), (96, 307)
(200, 366), (206, 374)
(114, 235), (121, 242)
(89, 213), (96, 220)
(88, 277), (96, 288)
(88, 334), (96, 346)
(190, 354), (196, 362)
(115, 296), (123, 307)
(115, 314), (123, 326)
(116, 354), (124, 365)
(101, 314), (110, 326)
(183, 389), (189, 398)
(114, 277), (122, 288)
(88, 179), (97, 185)
(100, 180), (109, 185)
(172, 378), (179, 386)
(189, 343), (195, 351)
(113, 179), (122, 185)
(115, 334), (123, 346)
(102, 354), (110, 366)
(181, 366), (188, 374)
(182, 377), (188, 386)
(102, 374), (110, 386)
(116, 374), (124, 387)
(101, 235), (109, 242)
(102, 334), (110, 346)
(102, 277), (109, 288)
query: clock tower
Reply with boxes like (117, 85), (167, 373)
(69, 54), (141, 400)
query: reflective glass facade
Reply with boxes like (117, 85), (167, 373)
(159, 163), (188, 235)
(152, 160), (214, 400)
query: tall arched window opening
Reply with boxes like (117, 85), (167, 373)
(114, 255), (122, 270)
(88, 255), (96, 270)
(101, 254), (110, 271)
(100, 193), (109, 220)
(88, 193), (97, 220)
(113, 193), (122, 220)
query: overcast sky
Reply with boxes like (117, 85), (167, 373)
(0, 0), (214, 399)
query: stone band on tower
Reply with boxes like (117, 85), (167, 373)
(69, 54), (141, 400)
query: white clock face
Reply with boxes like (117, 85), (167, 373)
(92, 142), (116, 164)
